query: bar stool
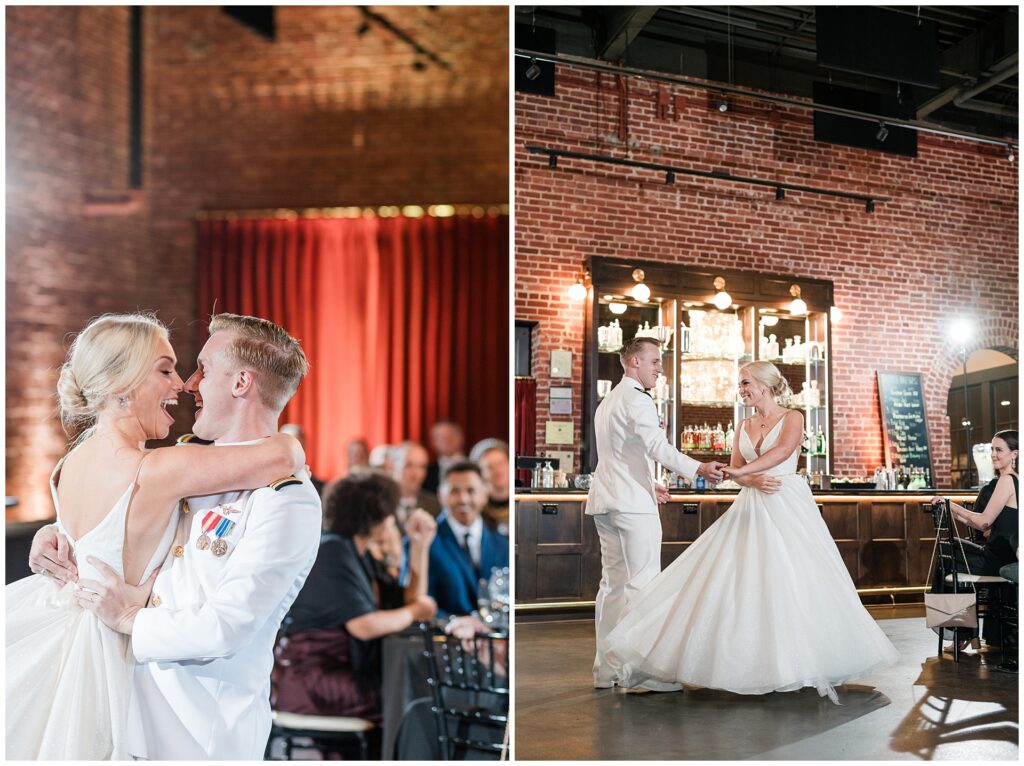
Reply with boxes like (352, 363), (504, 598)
(265, 710), (376, 760)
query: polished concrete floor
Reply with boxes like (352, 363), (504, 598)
(514, 610), (1018, 760)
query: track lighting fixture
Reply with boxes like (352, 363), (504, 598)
(548, 154), (557, 169)
(865, 199), (875, 213)
(717, 95), (728, 113)
(525, 58), (541, 81)
(666, 171), (675, 185)
(1007, 145), (1015, 163)
(876, 122), (889, 142)
(775, 187), (785, 201)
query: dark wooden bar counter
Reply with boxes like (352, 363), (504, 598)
(514, 489), (977, 610)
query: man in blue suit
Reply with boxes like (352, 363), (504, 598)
(429, 461), (510, 616)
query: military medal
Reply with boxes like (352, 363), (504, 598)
(196, 510), (221, 550)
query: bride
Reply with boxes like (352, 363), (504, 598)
(605, 361), (898, 702)
(6, 313), (306, 759)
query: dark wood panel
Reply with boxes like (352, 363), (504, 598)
(536, 553), (583, 600)
(821, 502), (859, 539)
(537, 501), (583, 545)
(871, 502), (907, 540)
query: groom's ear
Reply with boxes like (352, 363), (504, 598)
(232, 369), (255, 399)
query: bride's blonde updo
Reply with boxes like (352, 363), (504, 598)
(57, 313), (169, 432)
(740, 361), (793, 404)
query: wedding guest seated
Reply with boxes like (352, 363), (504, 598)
(391, 441), (442, 522)
(445, 614), (509, 678)
(368, 443), (394, 472)
(425, 421), (466, 493)
(428, 462), (510, 617)
(932, 429), (1019, 650)
(470, 438), (510, 535)
(280, 423), (325, 496)
(272, 473), (437, 729)
(347, 437), (370, 474)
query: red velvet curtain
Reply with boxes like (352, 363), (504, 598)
(197, 214), (509, 483)
(514, 377), (537, 485)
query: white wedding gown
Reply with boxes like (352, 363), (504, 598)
(5, 457), (175, 759)
(605, 418), (899, 702)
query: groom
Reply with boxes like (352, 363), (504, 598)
(29, 313), (322, 759)
(588, 337), (724, 691)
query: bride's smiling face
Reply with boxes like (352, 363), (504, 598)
(127, 336), (184, 441)
(738, 370), (768, 407)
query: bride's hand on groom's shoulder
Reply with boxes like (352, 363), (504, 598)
(74, 557), (158, 635)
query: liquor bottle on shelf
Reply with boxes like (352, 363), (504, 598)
(768, 334), (779, 359)
(782, 338), (794, 363)
(793, 335), (803, 361)
(815, 426), (826, 455)
(809, 380), (821, 407)
(800, 431), (810, 455)
(724, 422), (735, 450)
(800, 381), (810, 407)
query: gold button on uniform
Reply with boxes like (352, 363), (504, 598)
(173, 545), (184, 558)
(151, 595), (162, 607)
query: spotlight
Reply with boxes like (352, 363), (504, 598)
(717, 96), (728, 113)
(525, 58), (541, 81)
(609, 302), (627, 315)
(760, 314), (779, 327)
(949, 317), (973, 346)
(865, 199), (875, 213)
(876, 122), (889, 142)
(830, 306), (843, 323)
(712, 276), (732, 310)
(1007, 145), (1015, 163)
(775, 187), (785, 201)
(666, 171), (675, 185)
(548, 154), (557, 169)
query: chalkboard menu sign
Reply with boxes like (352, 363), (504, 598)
(876, 371), (934, 472)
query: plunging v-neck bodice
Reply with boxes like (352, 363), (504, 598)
(739, 415), (799, 476)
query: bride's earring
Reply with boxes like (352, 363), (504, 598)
(118, 395), (128, 409)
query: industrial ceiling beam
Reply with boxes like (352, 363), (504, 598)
(597, 6), (660, 63)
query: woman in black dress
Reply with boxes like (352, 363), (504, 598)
(932, 429), (1019, 649)
(272, 471), (437, 724)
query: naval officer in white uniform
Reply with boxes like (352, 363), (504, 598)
(588, 336), (724, 691)
(36, 313), (322, 759)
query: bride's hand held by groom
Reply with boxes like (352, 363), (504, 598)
(696, 461), (725, 485)
(721, 465), (782, 494)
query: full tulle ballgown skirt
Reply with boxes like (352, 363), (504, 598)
(604, 477), (899, 702)
(6, 573), (133, 759)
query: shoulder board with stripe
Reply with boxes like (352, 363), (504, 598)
(269, 475), (302, 491)
(177, 433), (214, 445)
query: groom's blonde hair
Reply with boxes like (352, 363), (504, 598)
(208, 313), (308, 411)
(619, 337), (661, 369)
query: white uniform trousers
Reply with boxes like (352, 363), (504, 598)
(592, 511), (663, 684)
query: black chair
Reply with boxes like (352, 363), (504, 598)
(419, 622), (510, 760)
(933, 502), (1011, 663)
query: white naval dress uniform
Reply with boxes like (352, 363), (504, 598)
(120, 453), (321, 760)
(586, 376), (700, 686)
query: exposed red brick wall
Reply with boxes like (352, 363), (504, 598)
(6, 6), (508, 520)
(515, 65), (1018, 486)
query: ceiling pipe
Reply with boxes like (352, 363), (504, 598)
(514, 47), (1018, 149)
